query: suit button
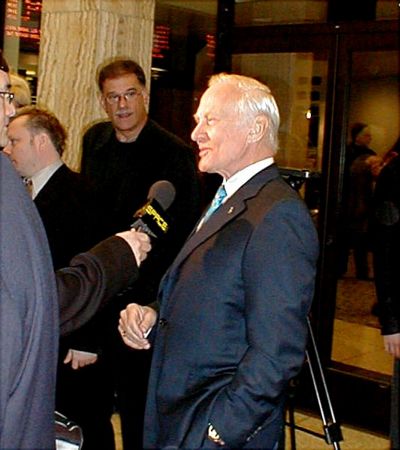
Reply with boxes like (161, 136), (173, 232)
(159, 318), (167, 327)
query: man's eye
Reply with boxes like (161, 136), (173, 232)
(125, 90), (137, 99)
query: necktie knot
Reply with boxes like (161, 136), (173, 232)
(202, 185), (227, 223)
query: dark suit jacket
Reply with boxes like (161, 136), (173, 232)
(144, 164), (319, 449)
(35, 164), (100, 270)
(35, 164), (102, 352)
(0, 153), (58, 449)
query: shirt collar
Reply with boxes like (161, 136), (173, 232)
(223, 157), (275, 199)
(31, 159), (63, 199)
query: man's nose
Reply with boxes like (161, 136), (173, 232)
(2, 142), (11, 154)
(191, 122), (202, 142)
(6, 101), (16, 117)
(118, 95), (128, 107)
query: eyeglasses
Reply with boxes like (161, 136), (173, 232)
(104, 88), (142, 106)
(0, 91), (14, 104)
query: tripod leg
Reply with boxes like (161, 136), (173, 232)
(306, 318), (343, 449)
(288, 402), (297, 450)
(285, 382), (297, 450)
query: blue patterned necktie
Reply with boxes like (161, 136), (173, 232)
(202, 185), (227, 224)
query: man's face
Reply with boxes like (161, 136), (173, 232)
(191, 83), (253, 179)
(356, 127), (372, 147)
(3, 115), (39, 177)
(0, 70), (16, 147)
(100, 73), (148, 141)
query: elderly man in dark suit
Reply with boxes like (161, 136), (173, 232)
(119, 73), (319, 449)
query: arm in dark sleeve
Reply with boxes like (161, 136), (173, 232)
(57, 236), (139, 336)
(373, 158), (400, 335)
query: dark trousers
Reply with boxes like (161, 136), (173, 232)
(98, 326), (152, 450)
(56, 353), (116, 450)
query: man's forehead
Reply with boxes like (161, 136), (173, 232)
(103, 73), (141, 89)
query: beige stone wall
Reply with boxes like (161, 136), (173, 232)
(38, 0), (155, 170)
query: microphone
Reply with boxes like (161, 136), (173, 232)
(131, 180), (176, 239)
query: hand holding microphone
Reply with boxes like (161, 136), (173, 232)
(115, 229), (152, 267)
(115, 180), (176, 267)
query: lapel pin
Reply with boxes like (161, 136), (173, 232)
(228, 207), (234, 214)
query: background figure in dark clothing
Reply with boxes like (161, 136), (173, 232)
(338, 122), (378, 279)
(372, 153), (400, 449)
(4, 105), (113, 450)
(346, 153), (383, 279)
(80, 58), (201, 449)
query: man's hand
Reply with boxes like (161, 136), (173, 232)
(115, 229), (151, 266)
(63, 349), (98, 370)
(384, 333), (400, 359)
(119, 304), (157, 350)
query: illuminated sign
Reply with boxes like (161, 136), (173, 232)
(152, 24), (170, 60)
(5, 0), (42, 48)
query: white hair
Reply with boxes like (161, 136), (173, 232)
(208, 73), (280, 153)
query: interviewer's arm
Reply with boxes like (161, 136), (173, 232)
(58, 231), (150, 336)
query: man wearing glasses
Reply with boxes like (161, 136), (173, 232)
(0, 49), (59, 450)
(0, 62), (14, 149)
(80, 58), (201, 450)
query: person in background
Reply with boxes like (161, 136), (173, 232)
(119, 73), (319, 449)
(346, 122), (377, 165)
(4, 105), (108, 450)
(372, 150), (400, 450)
(10, 72), (32, 108)
(345, 152), (383, 280)
(338, 122), (378, 279)
(80, 58), (201, 450)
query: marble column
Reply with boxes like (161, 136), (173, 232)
(38, 0), (155, 169)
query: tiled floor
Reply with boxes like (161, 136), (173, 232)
(332, 319), (393, 376)
(112, 411), (390, 449)
(111, 318), (393, 449)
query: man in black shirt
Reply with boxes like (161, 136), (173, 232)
(81, 58), (201, 450)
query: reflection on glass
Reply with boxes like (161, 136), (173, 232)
(333, 50), (400, 376)
(233, 52), (327, 173)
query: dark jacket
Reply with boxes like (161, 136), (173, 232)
(81, 119), (201, 309)
(373, 155), (400, 335)
(34, 164), (102, 352)
(144, 165), (319, 449)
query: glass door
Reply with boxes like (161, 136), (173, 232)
(232, 20), (399, 433)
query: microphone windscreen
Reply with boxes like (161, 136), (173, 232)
(148, 180), (176, 211)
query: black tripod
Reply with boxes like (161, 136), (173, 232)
(285, 317), (343, 450)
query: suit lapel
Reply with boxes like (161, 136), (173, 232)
(160, 164), (281, 297)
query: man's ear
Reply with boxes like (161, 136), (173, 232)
(247, 115), (268, 143)
(34, 131), (49, 150)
